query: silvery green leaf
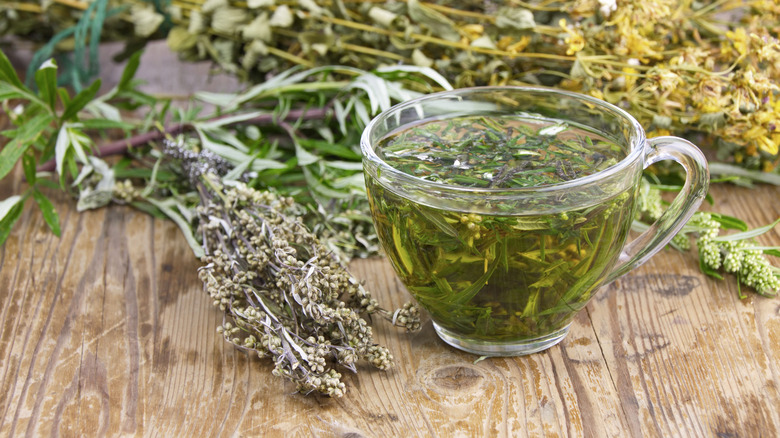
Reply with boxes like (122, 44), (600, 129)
(376, 65), (453, 90)
(67, 129), (90, 163)
(211, 8), (249, 35)
(471, 36), (496, 49)
(295, 139), (320, 166)
(383, 80), (421, 103)
(269, 4), (293, 27)
(166, 26), (198, 51)
(331, 173), (365, 190)
(652, 114), (672, 129)
(325, 161), (364, 171)
(141, 156), (163, 197)
(299, 0), (324, 16)
(204, 127), (250, 153)
(353, 99), (370, 127)
(175, 200), (195, 224)
(708, 162), (780, 186)
(195, 126), (250, 163)
(147, 198), (204, 258)
(411, 49), (433, 68)
(713, 218), (780, 243)
(407, 0), (460, 41)
(194, 91), (239, 108)
(71, 163), (94, 186)
(197, 111), (266, 131)
(0, 195), (22, 221)
(316, 126), (334, 145)
(201, 0), (227, 13)
(223, 157), (253, 181)
(333, 98), (348, 135)
(368, 7), (397, 27)
(77, 157), (115, 212)
(131, 5), (165, 38)
(242, 13), (272, 41)
(302, 167), (350, 199)
(54, 126), (70, 176)
(700, 112), (726, 130)
(77, 189), (114, 212)
(495, 7), (535, 30)
(247, 0), (274, 8)
(250, 159), (287, 172)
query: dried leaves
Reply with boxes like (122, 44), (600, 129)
(196, 173), (421, 396)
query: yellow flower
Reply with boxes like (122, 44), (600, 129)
(726, 28), (748, 56)
(757, 135), (778, 156)
(559, 18), (585, 55)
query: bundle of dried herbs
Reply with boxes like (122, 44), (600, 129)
(0, 50), (440, 395)
(4, 0), (779, 173)
(193, 171), (419, 396)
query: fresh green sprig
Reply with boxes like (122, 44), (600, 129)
(0, 49), (151, 244)
(0, 47), (451, 258)
(634, 177), (780, 297)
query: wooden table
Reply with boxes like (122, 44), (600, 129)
(2, 164), (780, 437)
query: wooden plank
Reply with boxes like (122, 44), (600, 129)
(1, 149), (779, 435)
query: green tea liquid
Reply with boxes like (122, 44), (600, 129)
(367, 115), (636, 341)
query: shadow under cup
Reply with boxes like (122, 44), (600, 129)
(361, 87), (708, 356)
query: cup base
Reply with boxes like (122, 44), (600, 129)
(432, 323), (571, 357)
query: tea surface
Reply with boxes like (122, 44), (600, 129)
(376, 115), (626, 189)
(368, 116), (636, 342)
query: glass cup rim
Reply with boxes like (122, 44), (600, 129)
(360, 85), (646, 194)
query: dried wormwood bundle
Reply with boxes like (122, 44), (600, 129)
(196, 174), (420, 396)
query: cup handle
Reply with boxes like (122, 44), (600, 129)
(605, 136), (710, 284)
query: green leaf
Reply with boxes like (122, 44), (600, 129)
(0, 82), (27, 101)
(699, 256), (723, 280)
(298, 138), (361, 160)
(0, 195), (23, 221)
(119, 46), (142, 91)
(22, 152), (36, 184)
(34, 59), (58, 110)
(129, 201), (167, 219)
(407, 0), (460, 42)
(197, 110), (266, 130)
(57, 87), (72, 108)
(54, 126), (71, 177)
(77, 118), (134, 130)
(0, 199), (24, 247)
(0, 49), (25, 89)
(709, 162), (780, 186)
(376, 65), (453, 91)
(737, 247), (780, 257)
(713, 217), (780, 242)
(709, 213), (748, 231)
(0, 112), (54, 180)
(60, 79), (101, 121)
(32, 190), (61, 236)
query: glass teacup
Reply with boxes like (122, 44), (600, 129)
(361, 87), (709, 356)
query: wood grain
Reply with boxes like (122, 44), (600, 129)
(2, 163), (779, 437)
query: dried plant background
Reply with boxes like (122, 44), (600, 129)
(1, 0), (780, 395)
(2, 0), (779, 172)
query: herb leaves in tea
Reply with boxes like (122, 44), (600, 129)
(376, 115), (625, 188)
(367, 117), (635, 342)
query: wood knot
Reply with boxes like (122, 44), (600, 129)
(429, 365), (484, 391)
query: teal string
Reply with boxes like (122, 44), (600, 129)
(25, 0), (129, 91)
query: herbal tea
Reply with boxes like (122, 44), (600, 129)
(374, 115), (625, 188)
(367, 116), (636, 341)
